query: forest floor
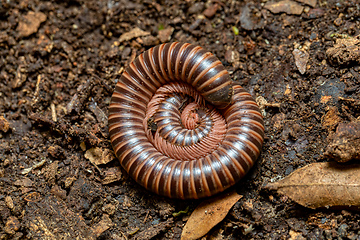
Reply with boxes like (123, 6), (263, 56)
(0, 0), (360, 239)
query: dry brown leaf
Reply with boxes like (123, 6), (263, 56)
(265, 162), (360, 209)
(181, 191), (242, 240)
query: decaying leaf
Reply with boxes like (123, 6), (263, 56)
(181, 191), (242, 240)
(265, 162), (360, 209)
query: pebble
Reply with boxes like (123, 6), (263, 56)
(224, 50), (240, 64)
(189, 18), (203, 31)
(289, 230), (306, 240)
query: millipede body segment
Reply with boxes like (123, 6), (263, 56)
(109, 42), (264, 199)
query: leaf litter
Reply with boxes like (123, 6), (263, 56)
(181, 191), (242, 240)
(265, 162), (360, 209)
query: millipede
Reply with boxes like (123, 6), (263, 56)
(109, 42), (264, 199)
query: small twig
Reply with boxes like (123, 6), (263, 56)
(31, 74), (43, 105)
(50, 103), (57, 122)
(143, 210), (150, 223)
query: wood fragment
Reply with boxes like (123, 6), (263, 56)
(32, 75), (42, 105)
(51, 103), (57, 122)
(66, 79), (93, 114)
(91, 214), (114, 237)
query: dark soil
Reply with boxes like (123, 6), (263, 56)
(1, 0), (360, 239)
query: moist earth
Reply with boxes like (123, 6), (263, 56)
(0, 0), (360, 239)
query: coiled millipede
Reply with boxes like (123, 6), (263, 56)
(109, 42), (264, 199)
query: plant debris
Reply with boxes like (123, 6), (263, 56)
(292, 49), (309, 74)
(265, 162), (360, 209)
(181, 191), (242, 240)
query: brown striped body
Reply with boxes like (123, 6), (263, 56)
(109, 42), (264, 199)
